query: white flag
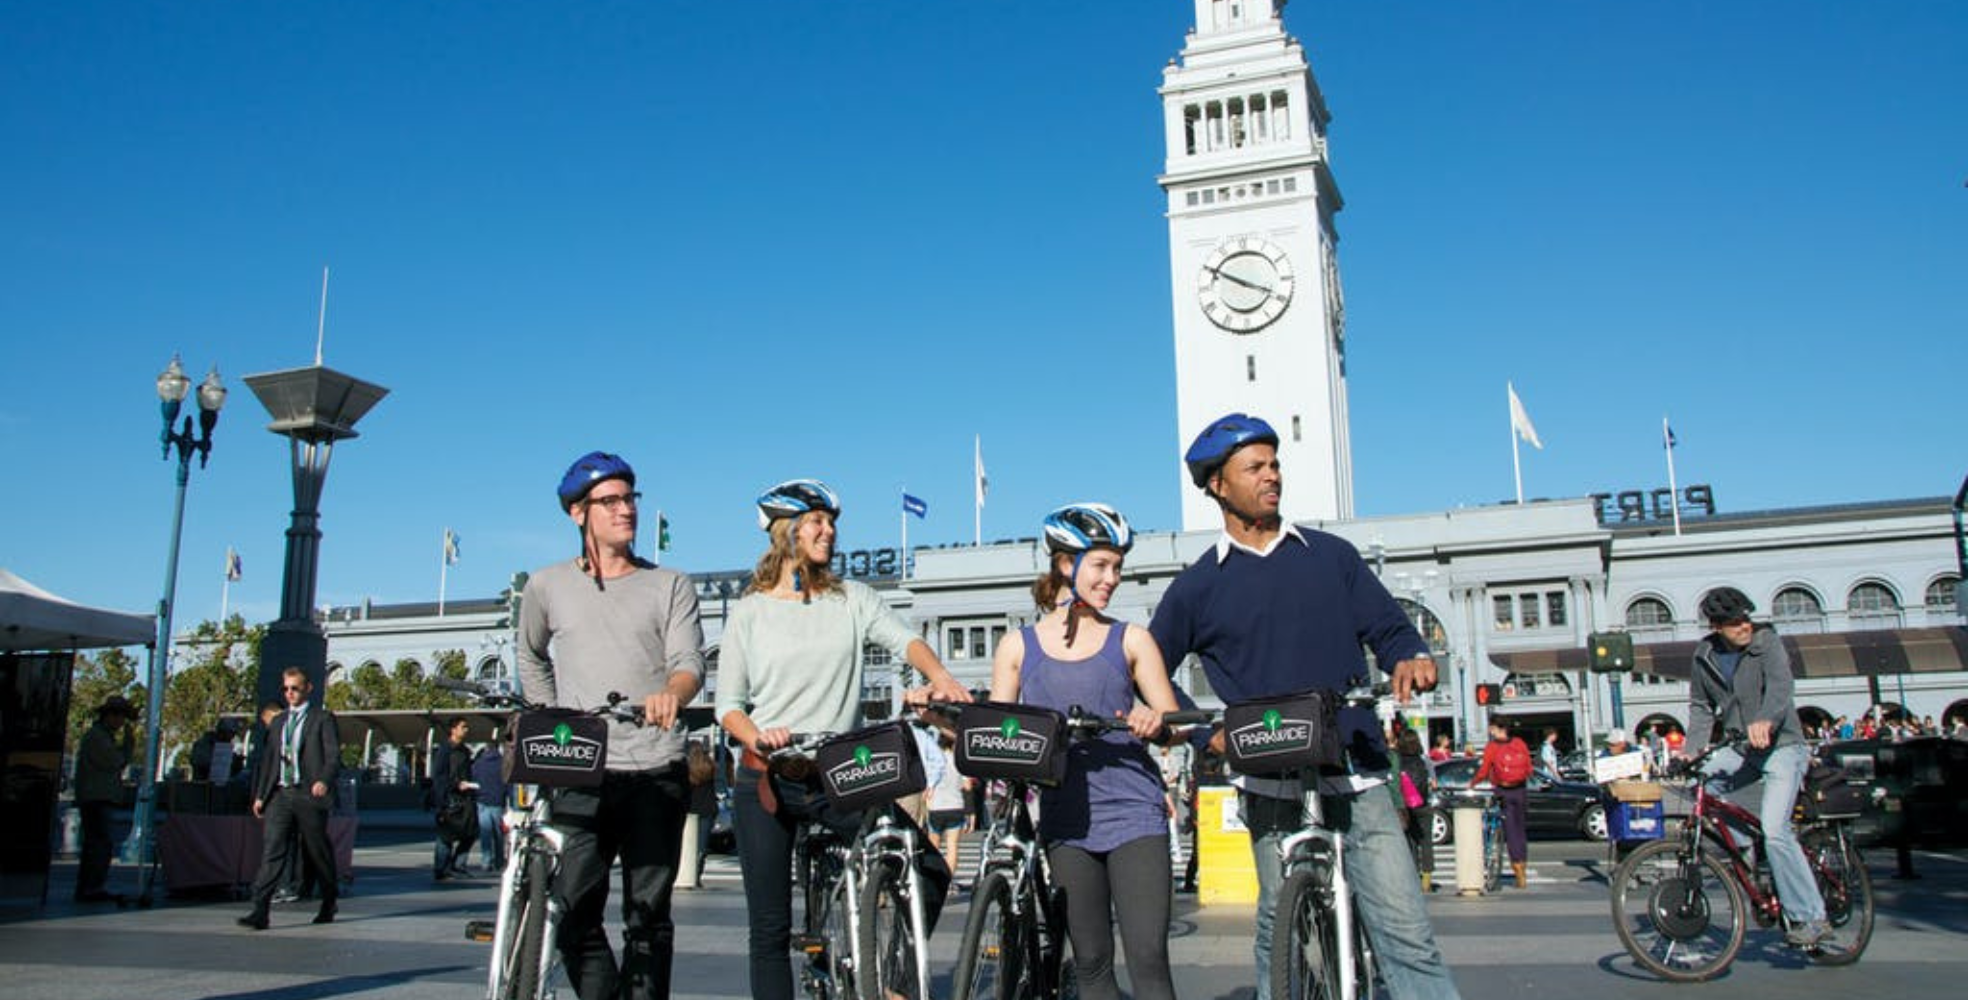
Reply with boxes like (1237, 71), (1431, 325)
(224, 546), (242, 582)
(974, 436), (989, 507)
(1507, 383), (1543, 450)
(443, 528), (461, 565)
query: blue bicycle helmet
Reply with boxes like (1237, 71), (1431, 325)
(1184, 413), (1280, 488)
(1042, 503), (1135, 554)
(756, 479), (842, 531)
(558, 451), (635, 511)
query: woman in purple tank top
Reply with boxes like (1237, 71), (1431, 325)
(987, 503), (1186, 1000)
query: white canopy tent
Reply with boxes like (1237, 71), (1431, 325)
(0, 568), (154, 652)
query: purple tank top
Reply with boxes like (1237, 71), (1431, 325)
(1018, 623), (1167, 852)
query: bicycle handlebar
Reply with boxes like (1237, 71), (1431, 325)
(433, 677), (648, 726)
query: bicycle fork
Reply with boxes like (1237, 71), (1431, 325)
(1282, 797), (1363, 1000)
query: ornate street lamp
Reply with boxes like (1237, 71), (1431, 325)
(133, 354), (226, 905)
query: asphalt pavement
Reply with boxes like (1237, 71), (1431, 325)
(4, 828), (1965, 1000)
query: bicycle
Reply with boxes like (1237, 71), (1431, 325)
(769, 723), (939, 1000)
(1608, 732), (1875, 982)
(1222, 684), (1385, 1000)
(948, 705), (1211, 1000)
(445, 680), (649, 1000)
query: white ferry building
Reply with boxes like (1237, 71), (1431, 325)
(316, 1), (1968, 748)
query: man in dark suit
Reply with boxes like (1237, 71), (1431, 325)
(239, 667), (340, 930)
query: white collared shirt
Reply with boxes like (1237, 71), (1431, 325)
(1213, 523), (1309, 564)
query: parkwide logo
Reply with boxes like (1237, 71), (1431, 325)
(519, 724), (603, 771)
(961, 716), (1051, 764)
(1230, 708), (1313, 759)
(827, 745), (903, 795)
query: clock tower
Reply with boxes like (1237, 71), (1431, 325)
(1162, 0), (1352, 530)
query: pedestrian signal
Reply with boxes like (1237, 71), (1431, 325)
(1474, 683), (1503, 707)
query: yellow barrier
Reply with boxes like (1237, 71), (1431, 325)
(1196, 785), (1260, 904)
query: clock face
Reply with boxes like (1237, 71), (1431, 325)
(1197, 237), (1294, 333)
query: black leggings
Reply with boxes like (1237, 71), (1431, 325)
(1046, 835), (1175, 1000)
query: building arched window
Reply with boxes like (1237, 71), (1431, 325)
(1926, 575), (1962, 622)
(1846, 581), (1901, 630)
(1624, 596), (1675, 641)
(1770, 586), (1825, 633)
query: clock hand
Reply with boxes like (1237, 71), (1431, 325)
(1206, 266), (1275, 296)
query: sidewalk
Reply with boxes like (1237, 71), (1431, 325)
(4, 836), (1965, 1000)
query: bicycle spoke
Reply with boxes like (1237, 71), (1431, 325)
(1609, 841), (1745, 982)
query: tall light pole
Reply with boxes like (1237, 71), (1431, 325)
(133, 355), (226, 906)
(244, 364), (387, 709)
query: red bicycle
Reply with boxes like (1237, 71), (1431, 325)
(1608, 733), (1873, 981)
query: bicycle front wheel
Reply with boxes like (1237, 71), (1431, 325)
(496, 851), (553, 1000)
(952, 870), (1027, 1000)
(1609, 839), (1746, 982)
(1482, 823), (1503, 894)
(1804, 826), (1873, 966)
(1269, 868), (1340, 1000)
(855, 860), (925, 1000)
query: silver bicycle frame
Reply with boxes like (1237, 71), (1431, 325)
(484, 791), (568, 1000)
(854, 813), (931, 996)
(1275, 780), (1363, 1000)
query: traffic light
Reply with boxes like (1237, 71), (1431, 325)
(1588, 631), (1635, 674)
(1474, 683), (1503, 707)
(658, 513), (672, 552)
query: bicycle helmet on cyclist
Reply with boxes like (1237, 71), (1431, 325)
(1699, 587), (1755, 624)
(1184, 412), (1280, 490)
(557, 451), (635, 511)
(755, 479), (842, 531)
(1042, 502), (1135, 555)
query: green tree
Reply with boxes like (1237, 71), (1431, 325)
(160, 616), (263, 773)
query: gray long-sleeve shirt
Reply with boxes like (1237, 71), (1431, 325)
(517, 557), (705, 771)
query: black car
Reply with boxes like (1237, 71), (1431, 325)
(1423, 757), (1609, 844)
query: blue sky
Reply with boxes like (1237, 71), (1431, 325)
(4, 1), (1963, 631)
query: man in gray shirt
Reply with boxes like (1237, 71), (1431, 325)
(519, 451), (705, 1000)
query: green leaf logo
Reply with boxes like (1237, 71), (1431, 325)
(854, 745), (872, 768)
(553, 723), (573, 745)
(1000, 718), (1021, 738)
(1262, 709), (1283, 731)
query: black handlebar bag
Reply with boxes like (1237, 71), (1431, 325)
(503, 709), (610, 787)
(1222, 690), (1342, 775)
(952, 701), (1069, 785)
(815, 722), (926, 813)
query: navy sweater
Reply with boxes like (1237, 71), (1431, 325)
(1149, 527), (1428, 771)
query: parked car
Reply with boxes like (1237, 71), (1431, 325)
(1424, 757), (1608, 844)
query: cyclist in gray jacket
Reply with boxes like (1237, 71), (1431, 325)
(1680, 586), (1829, 947)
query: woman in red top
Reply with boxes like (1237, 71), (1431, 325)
(1471, 717), (1531, 888)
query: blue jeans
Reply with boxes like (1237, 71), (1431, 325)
(1243, 782), (1460, 1000)
(1704, 742), (1825, 923)
(477, 803), (506, 870)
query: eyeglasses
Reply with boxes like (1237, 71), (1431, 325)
(1709, 617), (1750, 628)
(587, 491), (642, 512)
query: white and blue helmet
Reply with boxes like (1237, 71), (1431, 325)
(1042, 502), (1135, 555)
(756, 479), (842, 531)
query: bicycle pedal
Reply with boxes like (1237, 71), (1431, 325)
(791, 933), (828, 956)
(464, 919), (495, 942)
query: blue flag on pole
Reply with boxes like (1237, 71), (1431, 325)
(902, 493), (928, 519)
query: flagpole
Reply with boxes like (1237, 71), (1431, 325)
(900, 487), (909, 582)
(220, 572), (231, 624)
(1510, 388), (1524, 504)
(1663, 416), (1683, 537)
(973, 435), (983, 546)
(438, 528), (449, 616)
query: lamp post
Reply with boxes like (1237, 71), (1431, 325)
(243, 364), (388, 709)
(133, 355), (226, 906)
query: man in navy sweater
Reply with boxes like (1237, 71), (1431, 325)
(1150, 413), (1460, 1000)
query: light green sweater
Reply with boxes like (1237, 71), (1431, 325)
(713, 579), (918, 737)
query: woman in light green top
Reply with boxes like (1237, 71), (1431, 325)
(715, 479), (970, 1000)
